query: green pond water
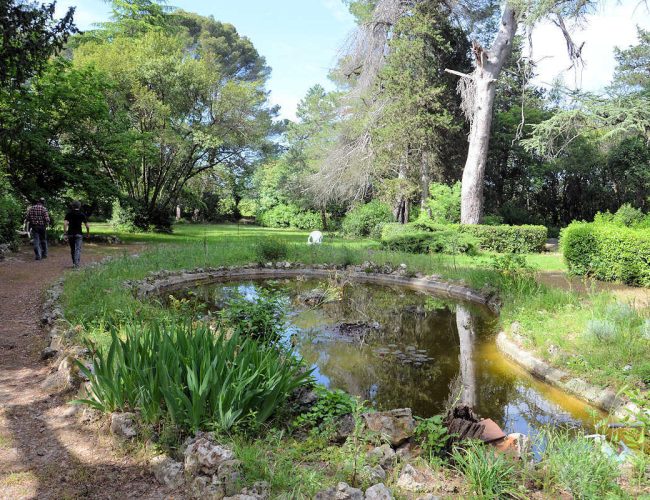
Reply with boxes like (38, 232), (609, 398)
(166, 277), (599, 437)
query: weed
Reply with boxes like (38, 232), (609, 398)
(221, 289), (286, 345)
(413, 414), (452, 463)
(585, 319), (618, 343)
(451, 440), (523, 498)
(293, 386), (358, 433)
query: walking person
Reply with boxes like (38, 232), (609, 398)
(64, 201), (89, 268)
(24, 198), (51, 260)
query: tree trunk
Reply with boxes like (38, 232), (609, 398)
(420, 153), (432, 217)
(320, 207), (328, 230)
(460, 5), (517, 224)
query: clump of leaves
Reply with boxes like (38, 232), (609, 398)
(254, 237), (289, 263)
(75, 321), (313, 433)
(221, 289), (286, 344)
(293, 386), (358, 433)
(413, 414), (452, 463)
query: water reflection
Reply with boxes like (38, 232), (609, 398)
(168, 278), (599, 437)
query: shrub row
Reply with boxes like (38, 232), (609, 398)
(257, 204), (323, 230)
(381, 225), (478, 254)
(411, 219), (548, 253)
(562, 222), (650, 287)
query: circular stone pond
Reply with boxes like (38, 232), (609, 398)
(163, 276), (600, 437)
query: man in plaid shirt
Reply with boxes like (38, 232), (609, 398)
(24, 198), (51, 260)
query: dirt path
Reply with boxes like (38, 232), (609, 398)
(0, 243), (167, 499)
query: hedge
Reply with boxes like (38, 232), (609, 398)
(341, 201), (394, 238)
(411, 219), (547, 253)
(562, 222), (650, 287)
(381, 228), (478, 255)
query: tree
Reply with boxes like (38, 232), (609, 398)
(0, 0), (76, 88)
(72, 9), (277, 229)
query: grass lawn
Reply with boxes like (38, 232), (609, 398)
(65, 223), (646, 392)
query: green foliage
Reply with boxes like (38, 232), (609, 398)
(561, 221), (650, 286)
(594, 203), (648, 228)
(253, 237), (289, 263)
(341, 201), (394, 238)
(413, 415), (451, 462)
(412, 220), (548, 253)
(537, 429), (621, 498)
(238, 198), (258, 218)
(0, 182), (23, 245)
(422, 182), (461, 224)
(451, 440), (522, 499)
(77, 321), (312, 433)
(257, 204), (323, 230)
(0, 0), (75, 88)
(381, 229), (478, 255)
(109, 199), (137, 233)
(220, 290), (286, 344)
(585, 319), (618, 343)
(293, 387), (358, 433)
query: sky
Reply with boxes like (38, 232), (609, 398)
(56, 1), (650, 120)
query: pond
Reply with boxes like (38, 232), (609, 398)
(164, 276), (600, 438)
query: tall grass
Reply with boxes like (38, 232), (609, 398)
(77, 321), (313, 432)
(536, 429), (622, 498)
(451, 440), (523, 498)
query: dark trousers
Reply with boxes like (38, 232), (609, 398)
(32, 226), (48, 260)
(68, 234), (83, 267)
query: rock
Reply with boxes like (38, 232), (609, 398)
(189, 475), (225, 499)
(362, 409), (415, 447)
(110, 412), (138, 439)
(362, 464), (386, 484)
(214, 460), (242, 496)
(237, 481), (270, 499)
(395, 441), (420, 461)
(366, 444), (396, 469)
(364, 483), (393, 500)
(184, 433), (235, 476)
(478, 418), (506, 443)
(332, 413), (356, 443)
(297, 289), (328, 306)
(150, 455), (184, 489)
(415, 495), (441, 500)
(396, 464), (437, 493)
(40, 347), (58, 360)
(315, 482), (364, 500)
(41, 355), (82, 392)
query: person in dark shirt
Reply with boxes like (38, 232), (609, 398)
(63, 201), (90, 268)
(24, 198), (51, 260)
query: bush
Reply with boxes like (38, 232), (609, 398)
(381, 229), (478, 255)
(411, 220), (548, 253)
(257, 203), (323, 230)
(561, 221), (650, 286)
(253, 237), (289, 263)
(0, 188), (23, 246)
(341, 200), (394, 238)
(238, 198), (259, 218)
(380, 222), (411, 240)
(77, 322), (312, 432)
(423, 182), (461, 224)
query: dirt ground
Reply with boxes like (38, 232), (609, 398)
(0, 242), (168, 499)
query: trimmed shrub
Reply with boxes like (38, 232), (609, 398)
(562, 222), (650, 286)
(341, 200), (394, 238)
(381, 229), (478, 255)
(411, 219), (547, 253)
